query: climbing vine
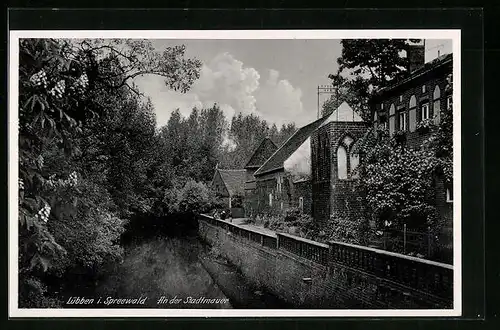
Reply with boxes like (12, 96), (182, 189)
(355, 73), (453, 238)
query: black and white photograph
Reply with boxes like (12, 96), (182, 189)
(9, 30), (461, 317)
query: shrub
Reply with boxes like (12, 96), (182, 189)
(163, 180), (218, 216)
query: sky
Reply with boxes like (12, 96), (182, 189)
(134, 39), (452, 129)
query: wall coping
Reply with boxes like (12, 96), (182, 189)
(328, 239), (453, 270)
(277, 232), (329, 249)
(200, 214), (452, 270)
(200, 214), (277, 238)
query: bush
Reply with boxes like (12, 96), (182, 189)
(164, 180), (217, 216)
(319, 214), (367, 245)
(47, 178), (126, 277)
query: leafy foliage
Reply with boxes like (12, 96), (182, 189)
(324, 39), (421, 120)
(219, 113), (297, 169)
(18, 38), (202, 307)
(355, 74), (453, 244)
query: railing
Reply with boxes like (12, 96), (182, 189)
(277, 233), (329, 266)
(199, 214), (277, 250)
(329, 240), (453, 301)
(199, 214), (453, 302)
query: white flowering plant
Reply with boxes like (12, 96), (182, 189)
(354, 91), (453, 248)
(416, 118), (434, 133)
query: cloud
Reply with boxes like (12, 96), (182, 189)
(255, 69), (304, 126)
(134, 52), (306, 128)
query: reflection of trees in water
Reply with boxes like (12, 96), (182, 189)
(94, 237), (231, 308)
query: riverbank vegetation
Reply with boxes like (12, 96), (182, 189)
(17, 38), (296, 308)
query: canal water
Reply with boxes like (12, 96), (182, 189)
(67, 235), (289, 309)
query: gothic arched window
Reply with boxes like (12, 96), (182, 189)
(409, 95), (417, 132)
(337, 135), (358, 180)
(433, 85), (441, 124)
(389, 104), (396, 136)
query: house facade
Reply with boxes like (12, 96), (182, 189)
(243, 138), (278, 217)
(370, 48), (453, 230)
(251, 118), (327, 216)
(211, 168), (246, 217)
(370, 46), (454, 259)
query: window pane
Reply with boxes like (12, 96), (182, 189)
(399, 112), (406, 131)
(389, 116), (395, 136)
(409, 95), (417, 108)
(337, 146), (348, 179)
(421, 104), (429, 120)
(433, 85), (441, 100)
(409, 108), (417, 132)
(433, 100), (441, 124)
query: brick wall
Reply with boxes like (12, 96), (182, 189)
(311, 121), (368, 223)
(254, 170), (313, 216)
(244, 168), (258, 217)
(291, 180), (312, 215)
(198, 215), (453, 309)
(372, 61), (452, 149)
(328, 122), (368, 220)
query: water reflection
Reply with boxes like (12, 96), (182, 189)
(93, 237), (231, 309)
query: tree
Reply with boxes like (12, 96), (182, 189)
(219, 113), (297, 169)
(353, 74), (453, 258)
(325, 39), (421, 120)
(18, 38), (202, 307)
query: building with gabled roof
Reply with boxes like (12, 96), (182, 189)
(244, 137), (278, 171)
(211, 168), (246, 212)
(248, 101), (365, 217)
(243, 138), (278, 217)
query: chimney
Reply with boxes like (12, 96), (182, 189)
(407, 43), (425, 73)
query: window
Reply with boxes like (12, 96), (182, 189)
(422, 85), (426, 93)
(269, 193), (273, 206)
(433, 85), (441, 124)
(446, 185), (453, 203)
(381, 103), (384, 110)
(447, 95), (453, 110)
(276, 176), (282, 193)
(298, 197), (304, 213)
(409, 95), (417, 132)
(337, 145), (348, 179)
(337, 135), (359, 180)
(389, 104), (396, 136)
(399, 95), (403, 103)
(398, 111), (407, 131)
(421, 103), (430, 120)
(280, 201), (283, 210)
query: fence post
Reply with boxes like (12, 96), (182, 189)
(403, 223), (407, 254)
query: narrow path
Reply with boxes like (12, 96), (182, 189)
(227, 218), (277, 236)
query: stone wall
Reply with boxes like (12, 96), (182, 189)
(198, 214), (453, 309)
